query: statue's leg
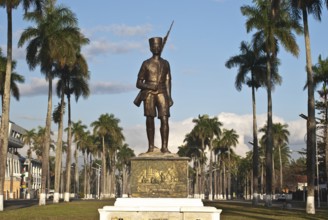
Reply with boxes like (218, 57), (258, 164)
(160, 116), (171, 153)
(146, 116), (155, 152)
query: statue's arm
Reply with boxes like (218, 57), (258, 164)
(166, 62), (173, 107)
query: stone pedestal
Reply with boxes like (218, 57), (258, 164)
(99, 198), (222, 220)
(98, 152), (222, 220)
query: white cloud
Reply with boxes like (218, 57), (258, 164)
(19, 77), (49, 96)
(109, 24), (152, 37)
(84, 39), (143, 57)
(83, 24), (152, 37)
(124, 112), (307, 158)
(91, 81), (135, 95)
(18, 77), (134, 97)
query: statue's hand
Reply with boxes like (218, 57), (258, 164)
(169, 97), (174, 107)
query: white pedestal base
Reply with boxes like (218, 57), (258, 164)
(98, 198), (222, 220)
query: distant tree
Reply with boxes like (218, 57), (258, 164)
(220, 129), (239, 199)
(117, 144), (135, 197)
(22, 129), (36, 200)
(91, 113), (124, 199)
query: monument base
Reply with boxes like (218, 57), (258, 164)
(98, 198), (222, 220)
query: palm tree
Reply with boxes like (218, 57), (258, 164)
(290, 0), (328, 214)
(117, 144), (135, 197)
(91, 113), (123, 199)
(0, 49), (25, 104)
(225, 41), (266, 205)
(18, 1), (83, 205)
(52, 101), (65, 203)
(220, 129), (239, 200)
(52, 50), (89, 203)
(0, 0), (42, 210)
(57, 53), (89, 202)
(311, 55), (328, 205)
(21, 129), (36, 199)
(241, 0), (302, 207)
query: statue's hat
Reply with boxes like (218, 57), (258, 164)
(149, 37), (163, 46)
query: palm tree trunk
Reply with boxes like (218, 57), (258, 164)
(0, 5), (13, 211)
(209, 146), (213, 200)
(214, 154), (218, 199)
(54, 89), (65, 203)
(64, 94), (72, 202)
(265, 53), (273, 207)
(39, 77), (53, 206)
(303, 8), (316, 215)
(325, 95), (328, 206)
(27, 152), (32, 199)
(9, 150), (14, 199)
(83, 153), (87, 198)
(252, 82), (259, 205)
(228, 147), (231, 200)
(222, 161), (226, 199)
(101, 136), (106, 199)
(278, 145), (283, 191)
(74, 149), (79, 198)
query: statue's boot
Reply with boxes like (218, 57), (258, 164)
(147, 146), (155, 153)
(161, 147), (171, 153)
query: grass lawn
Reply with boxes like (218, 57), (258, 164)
(0, 199), (327, 220)
(205, 200), (328, 220)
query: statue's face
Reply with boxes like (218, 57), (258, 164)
(150, 42), (162, 55)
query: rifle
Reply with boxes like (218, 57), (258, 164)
(162, 20), (174, 53)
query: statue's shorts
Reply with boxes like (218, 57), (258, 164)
(143, 92), (170, 118)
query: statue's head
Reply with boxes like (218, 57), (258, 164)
(149, 37), (163, 55)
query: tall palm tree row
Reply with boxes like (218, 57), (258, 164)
(70, 120), (87, 199)
(220, 129), (239, 200)
(290, 0), (328, 214)
(90, 113), (124, 199)
(191, 115), (222, 199)
(0, 0), (43, 211)
(18, 0), (87, 205)
(179, 114), (240, 200)
(117, 143), (135, 197)
(259, 122), (290, 193)
(241, 0), (302, 207)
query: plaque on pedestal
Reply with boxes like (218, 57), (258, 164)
(130, 153), (189, 198)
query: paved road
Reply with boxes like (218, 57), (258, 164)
(4, 199), (53, 210)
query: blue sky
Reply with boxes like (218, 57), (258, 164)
(1, 0), (328, 158)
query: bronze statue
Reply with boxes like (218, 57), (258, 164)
(134, 32), (174, 153)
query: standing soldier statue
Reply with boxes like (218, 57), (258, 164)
(134, 22), (174, 154)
